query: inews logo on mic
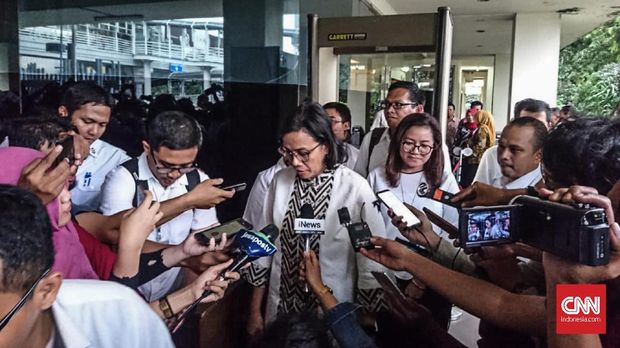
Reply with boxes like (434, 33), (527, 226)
(556, 284), (606, 334)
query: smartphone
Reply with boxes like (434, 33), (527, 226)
(371, 271), (406, 300)
(52, 136), (75, 168)
(429, 188), (461, 209)
(220, 183), (247, 192)
(422, 207), (459, 238)
(194, 218), (253, 245)
(376, 190), (421, 228)
(395, 237), (431, 258)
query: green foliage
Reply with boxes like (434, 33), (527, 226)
(558, 16), (620, 116)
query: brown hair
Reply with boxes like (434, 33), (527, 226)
(385, 113), (444, 187)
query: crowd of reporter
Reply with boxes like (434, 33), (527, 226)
(0, 79), (619, 348)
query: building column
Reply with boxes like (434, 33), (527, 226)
(223, 0), (283, 83)
(143, 60), (152, 96)
(510, 13), (561, 110)
(493, 53), (511, 129)
(0, 0), (19, 92)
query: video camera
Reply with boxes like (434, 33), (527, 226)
(458, 195), (609, 266)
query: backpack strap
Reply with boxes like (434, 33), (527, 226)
(185, 169), (200, 192)
(367, 127), (386, 174)
(120, 158), (148, 207)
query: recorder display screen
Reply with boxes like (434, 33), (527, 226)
(465, 210), (512, 243)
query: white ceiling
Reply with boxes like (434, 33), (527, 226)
(372, 0), (620, 55)
(18, 0), (619, 57)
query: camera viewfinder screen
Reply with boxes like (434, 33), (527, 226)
(466, 210), (512, 243)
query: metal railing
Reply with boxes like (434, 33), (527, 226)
(19, 25), (223, 63)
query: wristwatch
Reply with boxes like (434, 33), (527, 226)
(159, 297), (174, 319)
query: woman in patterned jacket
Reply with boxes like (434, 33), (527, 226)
(245, 101), (387, 335)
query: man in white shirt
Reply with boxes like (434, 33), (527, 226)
(99, 111), (220, 301)
(354, 81), (425, 177)
(490, 117), (548, 189)
(323, 102), (359, 169)
(57, 82), (130, 214)
(0, 185), (173, 348)
(473, 98), (551, 186)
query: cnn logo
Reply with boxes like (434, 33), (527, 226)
(560, 296), (600, 315)
(556, 284), (606, 334)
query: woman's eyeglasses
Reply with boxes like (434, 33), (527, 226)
(401, 141), (434, 155)
(278, 143), (322, 163)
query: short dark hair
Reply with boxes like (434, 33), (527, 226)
(560, 105), (578, 119)
(60, 81), (113, 117)
(542, 118), (620, 194)
(388, 81), (426, 106)
(386, 113), (444, 187)
(8, 117), (73, 150)
(252, 311), (331, 348)
(280, 101), (347, 168)
(513, 98), (551, 122)
(503, 117), (548, 152)
(0, 185), (54, 292)
(470, 101), (484, 109)
(322, 102), (352, 124)
(448, 102), (455, 109)
(146, 111), (203, 151)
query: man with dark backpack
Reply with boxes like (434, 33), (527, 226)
(99, 111), (229, 301)
(353, 81), (425, 178)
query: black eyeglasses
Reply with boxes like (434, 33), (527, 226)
(380, 101), (418, 110)
(278, 143), (322, 163)
(150, 149), (197, 174)
(0, 268), (51, 332)
(401, 141), (434, 155)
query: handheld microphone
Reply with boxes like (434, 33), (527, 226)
(338, 207), (374, 252)
(294, 203), (325, 292)
(171, 225), (279, 332)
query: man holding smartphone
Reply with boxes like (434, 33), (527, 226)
(58, 82), (130, 214)
(99, 111), (232, 301)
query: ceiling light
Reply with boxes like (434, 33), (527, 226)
(401, 66), (410, 72)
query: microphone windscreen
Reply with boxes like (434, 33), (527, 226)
(300, 203), (314, 219)
(261, 224), (279, 241)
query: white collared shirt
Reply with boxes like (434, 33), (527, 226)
(343, 142), (360, 170)
(51, 280), (173, 348)
(243, 158), (287, 229)
(354, 128), (391, 178)
(71, 139), (130, 214)
(473, 145), (499, 186)
(99, 152), (218, 301)
(490, 165), (543, 189)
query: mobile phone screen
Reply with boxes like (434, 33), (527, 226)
(194, 218), (253, 245)
(376, 190), (421, 228)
